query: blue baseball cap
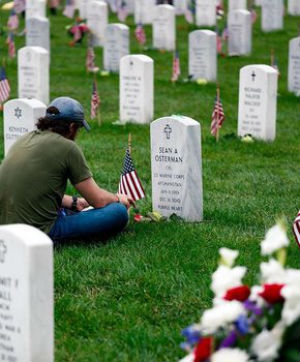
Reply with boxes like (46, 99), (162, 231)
(46, 97), (91, 131)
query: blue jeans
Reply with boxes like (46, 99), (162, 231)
(49, 203), (128, 242)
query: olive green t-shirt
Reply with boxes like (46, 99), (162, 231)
(0, 130), (92, 233)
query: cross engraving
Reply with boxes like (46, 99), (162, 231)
(251, 71), (256, 82)
(164, 124), (172, 140)
(0, 240), (7, 264)
(14, 107), (22, 119)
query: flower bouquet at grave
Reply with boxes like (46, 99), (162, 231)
(179, 220), (300, 362)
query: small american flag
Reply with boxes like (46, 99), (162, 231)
(215, 26), (223, 54)
(251, 7), (258, 24)
(90, 80), (100, 119)
(211, 90), (225, 137)
(271, 50), (281, 76)
(63, 0), (75, 18)
(86, 47), (95, 72)
(50, 0), (60, 8)
(73, 24), (82, 42)
(185, 0), (194, 23)
(13, 0), (25, 14)
(293, 211), (300, 247)
(117, 0), (128, 22)
(171, 51), (181, 82)
(135, 24), (146, 45)
(118, 148), (145, 202)
(7, 9), (19, 30)
(0, 67), (11, 104)
(7, 33), (16, 59)
(222, 26), (229, 41)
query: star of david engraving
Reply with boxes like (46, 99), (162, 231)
(251, 71), (256, 82)
(164, 124), (172, 140)
(14, 107), (22, 119)
(0, 240), (7, 264)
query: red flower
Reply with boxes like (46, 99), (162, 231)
(134, 214), (143, 222)
(194, 337), (213, 362)
(259, 284), (285, 304)
(224, 285), (251, 302)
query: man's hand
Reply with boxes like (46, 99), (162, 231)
(116, 193), (135, 209)
(76, 197), (89, 211)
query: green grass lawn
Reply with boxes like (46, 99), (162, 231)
(0, 2), (300, 361)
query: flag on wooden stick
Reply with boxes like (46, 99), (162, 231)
(0, 67), (11, 104)
(7, 33), (16, 59)
(135, 23), (146, 45)
(171, 51), (181, 82)
(118, 147), (145, 202)
(13, 0), (25, 14)
(90, 80), (100, 120)
(7, 9), (19, 30)
(86, 47), (99, 73)
(185, 0), (194, 23)
(271, 49), (280, 76)
(211, 86), (225, 140)
(117, 0), (128, 22)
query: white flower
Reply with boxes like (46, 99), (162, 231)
(249, 285), (265, 306)
(211, 265), (247, 297)
(211, 348), (250, 362)
(281, 285), (300, 326)
(260, 258), (285, 284)
(284, 268), (300, 287)
(200, 301), (245, 334)
(219, 248), (239, 267)
(178, 353), (194, 362)
(251, 323), (284, 362)
(261, 224), (289, 256)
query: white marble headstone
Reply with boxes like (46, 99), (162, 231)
(153, 5), (176, 52)
(228, 10), (252, 56)
(195, 0), (216, 27)
(174, 0), (187, 15)
(238, 64), (278, 141)
(0, 224), (53, 362)
(79, 0), (90, 19)
(26, 0), (46, 19)
(87, 0), (108, 47)
(18, 46), (49, 105)
(26, 16), (50, 52)
(288, 0), (300, 15)
(151, 115), (203, 222)
(104, 24), (129, 73)
(189, 30), (217, 81)
(3, 98), (46, 156)
(120, 54), (154, 124)
(288, 37), (300, 94)
(134, 0), (156, 24)
(261, 0), (284, 32)
(228, 0), (247, 11)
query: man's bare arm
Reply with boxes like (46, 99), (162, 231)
(75, 177), (134, 209)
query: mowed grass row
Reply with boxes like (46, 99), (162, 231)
(0, 3), (299, 361)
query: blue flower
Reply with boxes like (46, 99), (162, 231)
(181, 325), (201, 345)
(235, 315), (250, 335)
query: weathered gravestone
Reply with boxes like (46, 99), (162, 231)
(261, 0), (284, 32)
(228, 0), (247, 11)
(104, 24), (129, 73)
(195, 0), (216, 27)
(87, 0), (108, 47)
(153, 5), (176, 52)
(288, 37), (300, 94)
(3, 98), (46, 156)
(134, 0), (156, 24)
(0, 224), (53, 362)
(26, 0), (46, 19)
(151, 115), (203, 222)
(26, 16), (50, 52)
(174, 0), (187, 15)
(238, 64), (278, 141)
(288, 0), (300, 15)
(228, 10), (252, 56)
(120, 54), (154, 124)
(188, 30), (217, 81)
(18, 46), (49, 105)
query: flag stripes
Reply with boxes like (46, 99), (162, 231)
(0, 67), (11, 103)
(211, 92), (225, 137)
(118, 149), (145, 202)
(293, 211), (300, 247)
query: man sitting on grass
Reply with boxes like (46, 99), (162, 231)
(0, 97), (134, 242)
